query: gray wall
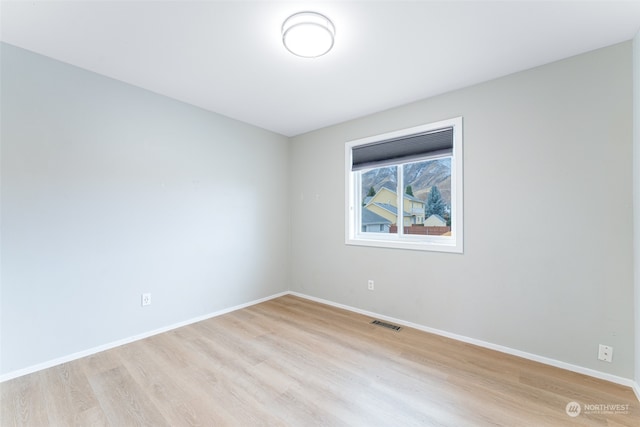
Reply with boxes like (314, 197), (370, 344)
(291, 42), (634, 378)
(0, 43), (290, 375)
(634, 30), (640, 388)
(2, 40), (636, 382)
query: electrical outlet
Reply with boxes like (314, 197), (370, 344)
(141, 293), (151, 307)
(368, 280), (374, 291)
(598, 344), (613, 362)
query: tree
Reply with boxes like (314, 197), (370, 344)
(425, 185), (446, 218)
(363, 186), (376, 206)
(405, 185), (414, 196)
(367, 186), (376, 197)
(443, 212), (451, 227)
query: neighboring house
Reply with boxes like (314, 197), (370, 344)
(361, 208), (392, 232)
(365, 187), (425, 225)
(424, 214), (447, 226)
(366, 202), (413, 226)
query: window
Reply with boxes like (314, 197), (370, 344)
(345, 117), (463, 253)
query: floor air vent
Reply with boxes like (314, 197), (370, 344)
(371, 320), (401, 331)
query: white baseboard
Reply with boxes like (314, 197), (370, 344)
(289, 291), (639, 398)
(3, 289), (639, 404)
(0, 291), (289, 383)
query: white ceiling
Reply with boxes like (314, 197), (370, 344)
(2, 1), (640, 137)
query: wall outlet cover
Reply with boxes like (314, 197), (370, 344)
(598, 344), (613, 362)
(142, 293), (152, 306)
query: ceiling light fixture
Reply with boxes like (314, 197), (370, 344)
(282, 11), (335, 58)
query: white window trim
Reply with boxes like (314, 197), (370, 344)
(345, 117), (463, 253)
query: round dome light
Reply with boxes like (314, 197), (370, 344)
(282, 12), (335, 58)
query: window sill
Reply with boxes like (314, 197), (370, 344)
(346, 236), (463, 253)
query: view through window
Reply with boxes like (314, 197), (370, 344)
(360, 158), (452, 236)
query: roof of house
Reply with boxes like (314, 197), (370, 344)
(377, 184), (423, 203)
(371, 202), (411, 217)
(362, 208), (392, 226)
(403, 192), (423, 203)
(426, 214), (446, 223)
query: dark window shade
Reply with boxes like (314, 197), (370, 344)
(352, 127), (453, 171)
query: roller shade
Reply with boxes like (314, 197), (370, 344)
(351, 127), (453, 171)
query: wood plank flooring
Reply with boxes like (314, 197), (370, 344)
(2, 294), (639, 426)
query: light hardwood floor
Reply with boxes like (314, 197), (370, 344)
(2, 294), (639, 426)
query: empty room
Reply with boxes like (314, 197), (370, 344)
(2, 1), (640, 425)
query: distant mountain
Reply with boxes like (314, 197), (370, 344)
(361, 159), (451, 207)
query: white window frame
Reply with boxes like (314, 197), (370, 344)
(345, 117), (463, 253)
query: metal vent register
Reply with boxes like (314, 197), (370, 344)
(371, 320), (402, 331)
